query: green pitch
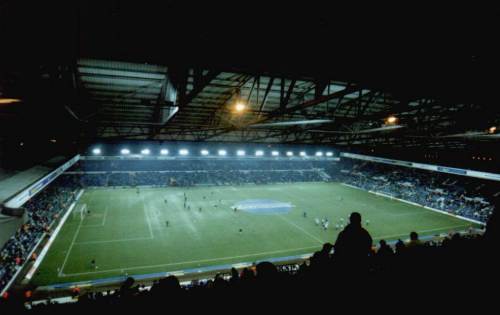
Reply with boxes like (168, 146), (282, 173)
(32, 182), (478, 286)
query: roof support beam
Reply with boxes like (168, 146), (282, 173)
(258, 77), (274, 116)
(180, 70), (220, 107)
(200, 84), (360, 141)
(280, 78), (296, 111)
(245, 76), (257, 104)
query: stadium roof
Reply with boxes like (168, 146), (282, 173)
(1, 2), (499, 149)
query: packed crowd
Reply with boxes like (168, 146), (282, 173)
(67, 159), (338, 187)
(70, 159), (336, 172)
(340, 160), (497, 223)
(0, 177), (80, 293)
(2, 211), (497, 312)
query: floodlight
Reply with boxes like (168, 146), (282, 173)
(237, 150), (246, 156)
(179, 149), (189, 156)
(121, 148), (130, 155)
(315, 151), (323, 157)
(255, 150), (264, 156)
(200, 149), (209, 156)
(141, 149), (150, 155)
(286, 151), (294, 156)
(92, 148), (101, 155)
(326, 152), (334, 157)
(234, 102), (246, 113)
(386, 115), (398, 124)
(218, 150), (227, 156)
(160, 149), (169, 155)
(271, 151), (279, 156)
(299, 151), (307, 157)
(0, 98), (21, 104)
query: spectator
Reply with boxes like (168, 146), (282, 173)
(406, 231), (422, 248)
(333, 212), (373, 267)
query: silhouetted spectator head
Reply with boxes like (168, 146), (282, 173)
(410, 232), (419, 241)
(379, 239), (387, 247)
(395, 239), (405, 253)
(349, 212), (362, 225)
(256, 261), (278, 279)
(158, 275), (181, 292)
(321, 243), (333, 254)
(240, 267), (255, 280)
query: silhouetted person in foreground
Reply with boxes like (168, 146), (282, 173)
(406, 231), (422, 248)
(377, 239), (394, 257)
(333, 212), (373, 270)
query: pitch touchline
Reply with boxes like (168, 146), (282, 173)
(59, 245), (320, 277)
(59, 191), (96, 276)
(374, 224), (471, 240)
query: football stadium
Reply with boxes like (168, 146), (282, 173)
(1, 2), (499, 310)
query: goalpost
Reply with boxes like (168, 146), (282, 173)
(73, 203), (88, 221)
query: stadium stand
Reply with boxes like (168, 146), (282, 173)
(339, 159), (498, 223)
(0, 177), (80, 294)
(66, 159), (339, 187)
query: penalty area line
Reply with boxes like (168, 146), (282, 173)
(275, 214), (324, 244)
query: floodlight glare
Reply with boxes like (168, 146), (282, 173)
(286, 151), (294, 157)
(386, 115), (398, 124)
(200, 149), (209, 156)
(121, 148), (130, 155)
(315, 151), (323, 157)
(271, 151), (279, 156)
(326, 152), (334, 157)
(255, 150), (264, 156)
(237, 150), (246, 156)
(179, 149), (189, 156)
(141, 149), (150, 155)
(234, 102), (246, 113)
(218, 150), (227, 156)
(299, 151), (307, 157)
(160, 149), (169, 155)
(0, 98), (21, 104)
(92, 148), (101, 155)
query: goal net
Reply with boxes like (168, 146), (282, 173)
(73, 204), (88, 221)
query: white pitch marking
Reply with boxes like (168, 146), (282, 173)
(58, 191), (96, 276)
(374, 224), (471, 240)
(275, 214), (324, 244)
(74, 236), (153, 245)
(59, 245), (320, 277)
(101, 205), (108, 226)
(141, 195), (154, 239)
